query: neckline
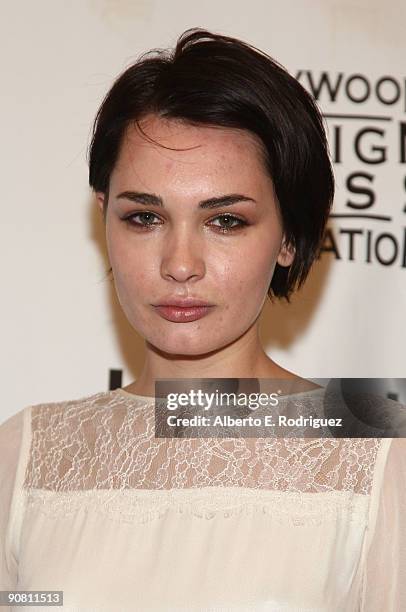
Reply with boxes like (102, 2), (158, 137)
(110, 386), (325, 402)
(111, 388), (165, 402)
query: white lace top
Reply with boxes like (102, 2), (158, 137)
(0, 388), (405, 611)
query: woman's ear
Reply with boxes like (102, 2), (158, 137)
(277, 236), (295, 267)
(96, 192), (105, 214)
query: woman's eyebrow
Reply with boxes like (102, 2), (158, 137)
(116, 191), (257, 209)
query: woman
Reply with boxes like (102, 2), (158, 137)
(0, 28), (404, 611)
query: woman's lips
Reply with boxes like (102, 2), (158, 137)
(153, 305), (214, 323)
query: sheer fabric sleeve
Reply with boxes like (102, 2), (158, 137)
(0, 409), (26, 590)
(361, 437), (406, 611)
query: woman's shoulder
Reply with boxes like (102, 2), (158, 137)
(26, 389), (130, 418)
(20, 388), (152, 440)
(0, 389), (138, 454)
(383, 436), (406, 470)
(0, 408), (26, 478)
(0, 407), (25, 438)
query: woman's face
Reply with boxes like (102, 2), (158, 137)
(98, 114), (294, 356)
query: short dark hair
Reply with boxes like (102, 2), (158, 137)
(88, 28), (334, 302)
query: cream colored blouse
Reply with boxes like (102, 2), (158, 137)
(0, 388), (405, 611)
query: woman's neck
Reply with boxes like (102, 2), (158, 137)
(121, 329), (316, 398)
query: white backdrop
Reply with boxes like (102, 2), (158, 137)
(1, 0), (405, 422)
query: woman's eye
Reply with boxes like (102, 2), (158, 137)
(122, 212), (247, 233)
(209, 214), (247, 233)
(123, 212), (162, 228)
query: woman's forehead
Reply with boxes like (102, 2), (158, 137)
(112, 115), (269, 182)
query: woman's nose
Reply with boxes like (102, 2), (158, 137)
(160, 230), (206, 283)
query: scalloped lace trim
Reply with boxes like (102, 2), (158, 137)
(23, 486), (370, 525)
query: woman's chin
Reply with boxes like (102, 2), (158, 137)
(145, 333), (230, 359)
(150, 341), (219, 358)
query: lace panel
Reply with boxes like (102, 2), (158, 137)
(23, 391), (382, 495)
